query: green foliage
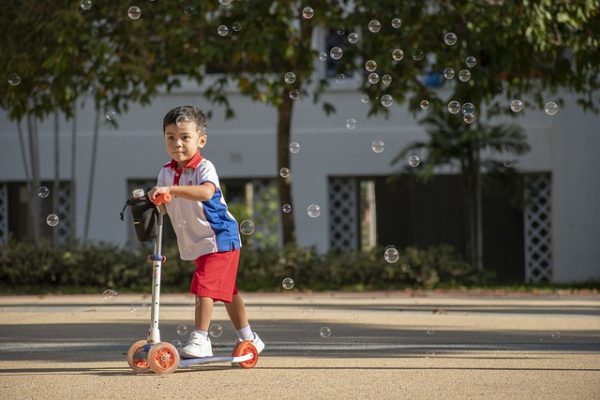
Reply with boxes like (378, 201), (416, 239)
(0, 239), (483, 294)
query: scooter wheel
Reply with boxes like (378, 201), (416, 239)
(232, 341), (259, 369)
(148, 342), (180, 375)
(127, 339), (151, 373)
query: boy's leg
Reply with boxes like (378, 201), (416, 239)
(224, 293), (248, 331)
(195, 296), (214, 331)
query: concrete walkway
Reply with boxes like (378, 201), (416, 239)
(0, 291), (599, 399)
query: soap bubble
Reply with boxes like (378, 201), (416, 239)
(279, 167), (290, 178)
(464, 114), (476, 124)
(105, 110), (117, 121)
(289, 89), (300, 100)
(401, 264), (411, 273)
(408, 154), (421, 167)
(510, 100), (523, 113)
(184, 5), (195, 15)
(232, 22), (242, 32)
(381, 94), (393, 107)
(209, 323), (223, 338)
(37, 186), (50, 198)
(368, 20), (381, 33)
(329, 47), (343, 60)
(307, 204), (321, 218)
(381, 74), (392, 86)
(302, 6), (314, 19)
(176, 114), (190, 127)
(217, 25), (229, 37)
(503, 159), (517, 168)
(392, 49), (404, 61)
(336, 26), (345, 35)
(345, 118), (357, 130)
(240, 220), (255, 235)
(551, 331), (560, 339)
(320, 327), (332, 337)
(219, 0), (232, 5)
(426, 329), (435, 336)
(102, 289), (118, 302)
(8, 73), (21, 86)
(391, 18), (402, 29)
(289, 141), (300, 153)
(367, 73), (380, 84)
(465, 56), (477, 68)
(335, 74), (345, 84)
(443, 68), (455, 80)
(282, 277), (294, 290)
(447, 100), (461, 114)
(384, 247), (400, 263)
(127, 6), (142, 20)
(365, 60), (377, 72)
(282, 204), (292, 213)
(284, 72), (296, 84)
(360, 95), (370, 104)
(318, 52), (327, 62)
(171, 340), (183, 350)
(46, 214), (60, 227)
(412, 49), (424, 61)
(443, 32), (457, 45)
(544, 101), (559, 116)
(461, 102), (475, 116)
(371, 140), (385, 153)
(458, 69), (471, 82)
(348, 32), (359, 44)
(176, 324), (189, 336)
(80, 0), (92, 10)
(420, 100), (430, 110)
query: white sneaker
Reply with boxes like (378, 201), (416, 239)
(237, 332), (265, 354)
(180, 331), (213, 359)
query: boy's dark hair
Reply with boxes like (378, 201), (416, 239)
(163, 105), (208, 134)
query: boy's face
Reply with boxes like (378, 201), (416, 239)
(163, 121), (206, 167)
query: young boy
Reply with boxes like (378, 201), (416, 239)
(149, 105), (265, 358)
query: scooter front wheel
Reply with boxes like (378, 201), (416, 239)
(127, 339), (151, 373)
(148, 342), (180, 375)
(232, 341), (259, 369)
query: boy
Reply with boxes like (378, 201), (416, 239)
(149, 105), (265, 358)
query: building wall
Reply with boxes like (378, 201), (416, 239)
(0, 84), (598, 282)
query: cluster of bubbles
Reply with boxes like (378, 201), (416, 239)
(510, 100), (559, 115)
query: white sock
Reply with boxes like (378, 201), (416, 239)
(194, 330), (209, 339)
(237, 325), (253, 341)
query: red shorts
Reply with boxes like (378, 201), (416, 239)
(190, 250), (240, 303)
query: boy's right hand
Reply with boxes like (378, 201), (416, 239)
(148, 186), (171, 204)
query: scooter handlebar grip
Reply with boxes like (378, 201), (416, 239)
(152, 193), (171, 205)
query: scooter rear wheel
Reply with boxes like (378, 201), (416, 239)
(232, 341), (259, 369)
(148, 342), (180, 375)
(127, 339), (151, 373)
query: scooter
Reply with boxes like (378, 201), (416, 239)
(123, 190), (258, 375)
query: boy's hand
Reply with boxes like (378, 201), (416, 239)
(149, 186), (171, 203)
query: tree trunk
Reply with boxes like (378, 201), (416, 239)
(277, 89), (296, 245)
(26, 115), (41, 243)
(53, 111), (60, 246)
(69, 108), (77, 240)
(83, 107), (100, 242)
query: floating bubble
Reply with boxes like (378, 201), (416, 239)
(80, 0), (92, 10)
(232, 22), (242, 32)
(284, 72), (296, 84)
(282, 277), (294, 290)
(46, 214), (59, 227)
(209, 323), (223, 338)
(129, 304), (138, 313)
(381, 94), (393, 107)
(392, 49), (404, 61)
(384, 247), (400, 263)
(279, 167), (290, 178)
(368, 73), (380, 85)
(412, 49), (424, 61)
(368, 20), (381, 33)
(335, 74), (345, 84)
(172, 340), (183, 350)
(462, 102), (475, 116)
(503, 159), (517, 168)
(371, 140), (385, 153)
(336, 26), (345, 35)
(240, 220), (255, 235)
(365, 60), (377, 72)
(391, 17), (402, 29)
(217, 25), (229, 37)
(443, 32), (457, 45)
(348, 32), (359, 44)
(420, 100), (430, 110)
(318, 52), (327, 62)
(289, 141), (300, 153)
(184, 5), (195, 15)
(360, 95), (370, 104)
(320, 327), (332, 337)
(37, 186), (50, 199)
(465, 56), (477, 68)
(307, 204), (321, 218)
(443, 68), (455, 80)
(102, 289), (118, 302)
(329, 47), (343, 60)
(464, 114), (476, 124)
(401, 264), (411, 273)
(346, 118), (357, 130)
(302, 6), (314, 19)
(447, 100), (461, 114)
(551, 331), (560, 339)
(458, 69), (471, 82)
(426, 329), (435, 336)
(282, 203), (292, 213)
(510, 99), (523, 113)
(219, 0), (232, 5)
(408, 154), (421, 167)
(127, 6), (142, 20)
(105, 110), (117, 121)
(289, 89), (300, 100)
(176, 324), (189, 336)
(381, 74), (392, 86)
(175, 114), (190, 127)
(7, 73), (21, 86)
(544, 101), (559, 116)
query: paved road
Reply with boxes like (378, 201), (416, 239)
(0, 292), (599, 399)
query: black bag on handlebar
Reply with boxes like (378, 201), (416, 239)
(120, 196), (158, 242)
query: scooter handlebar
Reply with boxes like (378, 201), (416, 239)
(151, 193), (171, 206)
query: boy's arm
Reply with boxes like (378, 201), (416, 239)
(149, 182), (216, 202)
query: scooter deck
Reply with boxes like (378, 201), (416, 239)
(179, 353), (254, 368)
